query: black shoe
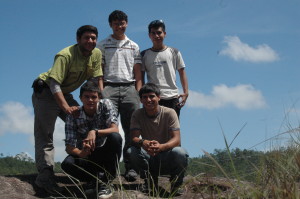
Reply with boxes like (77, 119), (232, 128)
(35, 169), (63, 195)
(140, 178), (159, 195)
(124, 169), (138, 182)
(140, 182), (150, 194)
(84, 181), (97, 196)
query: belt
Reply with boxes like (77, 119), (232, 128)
(104, 82), (135, 86)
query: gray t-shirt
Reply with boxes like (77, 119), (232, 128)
(130, 106), (180, 144)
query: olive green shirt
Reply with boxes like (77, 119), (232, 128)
(39, 44), (102, 94)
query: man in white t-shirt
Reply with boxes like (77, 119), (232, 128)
(97, 10), (142, 182)
(141, 20), (189, 117)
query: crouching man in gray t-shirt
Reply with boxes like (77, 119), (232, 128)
(127, 83), (189, 196)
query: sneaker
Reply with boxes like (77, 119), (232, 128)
(84, 181), (97, 197)
(124, 169), (138, 182)
(140, 182), (150, 194)
(35, 169), (63, 194)
(98, 184), (113, 199)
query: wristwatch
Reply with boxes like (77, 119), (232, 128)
(93, 128), (99, 137)
(138, 139), (145, 147)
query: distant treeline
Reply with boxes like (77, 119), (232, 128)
(0, 148), (294, 182)
(187, 148), (265, 181)
(0, 152), (62, 175)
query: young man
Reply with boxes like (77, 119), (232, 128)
(61, 81), (122, 199)
(141, 20), (189, 117)
(127, 83), (189, 196)
(97, 10), (142, 181)
(32, 25), (102, 194)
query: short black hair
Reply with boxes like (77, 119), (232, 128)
(139, 83), (161, 98)
(79, 81), (101, 98)
(108, 10), (128, 24)
(148, 20), (165, 33)
(76, 25), (98, 39)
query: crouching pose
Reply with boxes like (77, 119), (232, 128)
(127, 83), (189, 196)
(61, 81), (122, 199)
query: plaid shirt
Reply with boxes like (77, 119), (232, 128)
(65, 98), (118, 149)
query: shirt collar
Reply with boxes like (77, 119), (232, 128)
(75, 44), (92, 59)
(144, 105), (161, 118)
(109, 34), (129, 42)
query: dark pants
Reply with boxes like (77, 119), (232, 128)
(61, 133), (122, 183)
(102, 84), (140, 171)
(127, 146), (189, 187)
(159, 98), (181, 118)
(32, 86), (79, 173)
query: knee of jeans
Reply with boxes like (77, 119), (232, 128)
(107, 132), (123, 146)
(61, 161), (67, 172)
(127, 146), (140, 160)
(61, 156), (75, 171)
(171, 147), (189, 166)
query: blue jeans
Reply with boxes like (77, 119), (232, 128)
(127, 146), (189, 187)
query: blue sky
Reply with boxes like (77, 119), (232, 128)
(0, 0), (299, 161)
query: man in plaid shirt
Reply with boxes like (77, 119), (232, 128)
(61, 81), (122, 198)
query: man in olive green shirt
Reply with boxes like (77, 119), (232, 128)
(31, 25), (102, 194)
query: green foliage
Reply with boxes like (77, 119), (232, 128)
(0, 156), (36, 175)
(187, 145), (300, 198)
(0, 149), (263, 178)
(0, 153), (62, 175)
(1, 147), (300, 198)
(118, 161), (125, 174)
(1, 147), (298, 191)
(187, 148), (265, 182)
(256, 146), (300, 198)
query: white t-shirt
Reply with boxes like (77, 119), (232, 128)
(141, 47), (185, 99)
(98, 35), (142, 83)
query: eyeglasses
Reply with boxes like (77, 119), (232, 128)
(149, 19), (164, 26)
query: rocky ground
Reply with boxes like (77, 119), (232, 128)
(0, 173), (250, 199)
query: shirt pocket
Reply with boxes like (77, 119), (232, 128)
(66, 66), (84, 82)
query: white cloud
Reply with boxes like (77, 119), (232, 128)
(186, 84), (267, 110)
(0, 101), (125, 162)
(0, 101), (67, 161)
(219, 36), (279, 63)
(0, 102), (34, 135)
(53, 118), (68, 161)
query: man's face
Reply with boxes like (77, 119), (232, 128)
(141, 92), (160, 111)
(149, 27), (166, 46)
(80, 91), (100, 113)
(77, 31), (97, 54)
(110, 20), (127, 37)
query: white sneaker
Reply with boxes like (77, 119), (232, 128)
(98, 184), (113, 199)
